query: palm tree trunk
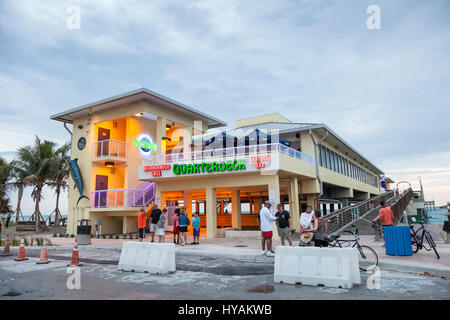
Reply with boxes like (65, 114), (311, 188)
(55, 187), (61, 225)
(35, 187), (41, 233)
(16, 185), (23, 222)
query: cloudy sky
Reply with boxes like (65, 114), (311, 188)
(0, 0), (449, 215)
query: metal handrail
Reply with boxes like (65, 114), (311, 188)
(143, 143), (314, 165)
(91, 183), (155, 208)
(93, 139), (127, 159)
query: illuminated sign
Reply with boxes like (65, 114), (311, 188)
(143, 164), (171, 177)
(134, 134), (157, 156)
(173, 159), (246, 175)
(250, 155), (271, 169)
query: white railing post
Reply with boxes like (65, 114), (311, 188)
(114, 190), (117, 208)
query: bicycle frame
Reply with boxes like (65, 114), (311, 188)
(410, 223), (429, 251)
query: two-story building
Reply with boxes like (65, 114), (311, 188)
(51, 88), (384, 238)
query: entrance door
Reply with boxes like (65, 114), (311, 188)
(95, 175), (108, 207)
(97, 127), (110, 156)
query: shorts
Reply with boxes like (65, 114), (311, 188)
(173, 225), (179, 234)
(277, 227), (291, 238)
(262, 231), (273, 238)
(150, 223), (157, 232)
(193, 228), (200, 237)
(156, 228), (165, 236)
(179, 226), (188, 233)
(138, 228), (146, 239)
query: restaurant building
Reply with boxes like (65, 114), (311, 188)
(51, 88), (384, 238)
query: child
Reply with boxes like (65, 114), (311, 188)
(192, 212), (201, 245)
(172, 208), (180, 244)
(157, 208), (167, 243)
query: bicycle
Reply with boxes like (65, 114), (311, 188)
(410, 217), (440, 259)
(325, 224), (379, 271)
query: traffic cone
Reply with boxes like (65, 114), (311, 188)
(36, 242), (50, 264)
(1, 234), (13, 257)
(14, 236), (28, 261)
(68, 237), (82, 266)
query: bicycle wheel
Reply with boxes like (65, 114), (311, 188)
(411, 234), (420, 253)
(358, 245), (378, 271)
(425, 233), (440, 259)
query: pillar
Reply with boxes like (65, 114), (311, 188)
(206, 186), (217, 238)
(183, 126), (192, 160)
(268, 175), (280, 240)
(290, 177), (300, 231)
(231, 189), (241, 230)
(156, 116), (166, 156)
(184, 191), (193, 231)
(122, 216), (127, 234)
(306, 195), (316, 209)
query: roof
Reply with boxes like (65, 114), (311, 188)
(50, 88), (227, 129)
(195, 121), (384, 175)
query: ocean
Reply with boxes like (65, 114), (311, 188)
(425, 207), (449, 225)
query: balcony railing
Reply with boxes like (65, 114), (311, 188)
(93, 139), (127, 160)
(143, 143), (314, 166)
(91, 182), (155, 209)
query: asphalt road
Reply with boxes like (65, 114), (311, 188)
(0, 253), (449, 300)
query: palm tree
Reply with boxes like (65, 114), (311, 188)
(47, 143), (70, 226)
(15, 136), (56, 232)
(10, 159), (28, 222)
(0, 157), (13, 202)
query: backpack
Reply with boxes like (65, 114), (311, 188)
(186, 216), (190, 226)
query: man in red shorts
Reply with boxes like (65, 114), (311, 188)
(259, 200), (278, 257)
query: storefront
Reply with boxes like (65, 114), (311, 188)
(51, 88), (384, 237)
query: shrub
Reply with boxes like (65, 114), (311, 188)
(70, 234), (75, 238)
(53, 233), (57, 237)
(65, 234), (69, 238)
(23, 238), (29, 246)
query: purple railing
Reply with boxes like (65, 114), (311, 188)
(91, 182), (155, 208)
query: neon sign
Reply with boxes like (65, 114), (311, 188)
(173, 159), (246, 175)
(250, 155), (271, 169)
(134, 134), (157, 156)
(143, 164), (171, 177)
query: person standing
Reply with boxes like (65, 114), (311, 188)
(150, 203), (162, 242)
(191, 212), (201, 245)
(275, 204), (292, 246)
(177, 208), (190, 246)
(172, 207), (180, 244)
(259, 200), (277, 256)
(300, 206), (317, 246)
(379, 200), (394, 242)
(312, 210), (328, 247)
(156, 208), (167, 243)
(137, 208), (147, 242)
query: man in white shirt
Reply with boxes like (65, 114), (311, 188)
(259, 200), (278, 257)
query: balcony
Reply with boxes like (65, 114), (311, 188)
(91, 182), (155, 209)
(93, 139), (127, 164)
(143, 143), (314, 165)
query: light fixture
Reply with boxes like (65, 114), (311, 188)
(134, 113), (143, 117)
(105, 161), (114, 168)
(166, 124), (171, 131)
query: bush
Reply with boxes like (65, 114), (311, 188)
(65, 234), (69, 238)
(70, 234), (75, 238)
(23, 238), (29, 246)
(53, 233), (57, 237)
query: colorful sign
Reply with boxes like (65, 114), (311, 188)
(250, 154), (271, 169)
(134, 134), (157, 156)
(173, 159), (246, 175)
(143, 164), (171, 177)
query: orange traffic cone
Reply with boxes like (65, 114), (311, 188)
(1, 234), (13, 257)
(15, 236), (28, 261)
(36, 242), (50, 264)
(68, 237), (82, 266)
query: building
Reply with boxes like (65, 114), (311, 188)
(51, 88), (384, 238)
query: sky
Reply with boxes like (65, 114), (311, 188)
(0, 0), (449, 215)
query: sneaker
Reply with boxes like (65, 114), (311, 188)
(190, 242), (196, 245)
(261, 250), (267, 255)
(266, 251), (275, 257)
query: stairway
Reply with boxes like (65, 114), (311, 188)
(126, 182), (156, 207)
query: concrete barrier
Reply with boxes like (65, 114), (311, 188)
(274, 246), (361, 288)
(118, 242), (176, 274)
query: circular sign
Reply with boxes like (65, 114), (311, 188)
(77, 137), (86, 150)
(136, 134), (156, 156)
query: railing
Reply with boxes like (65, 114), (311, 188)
(93, 139), (127, 160)
(91, 182), (155, 208)
(143, 143), (314, 165)
(319, 191), (395, 234)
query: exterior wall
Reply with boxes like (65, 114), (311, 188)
(236, 113), (291, 128)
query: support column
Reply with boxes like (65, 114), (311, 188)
(184, 191), (193, 231)
(122, 216), (127, 234)
(231, 189), (241, 230)
(290, 177), (300, 231)
(306, 195), (316, 209)
(206, 187), (217, 238)
(268, 175), (280, 240)
(156, 116), (166, 156)
(183, 126), (192, 160)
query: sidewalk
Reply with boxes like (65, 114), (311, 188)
(43, 234), (450, 273)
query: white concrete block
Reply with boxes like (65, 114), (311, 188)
(274, 246), (361, 288)
(118, 242), (176, 274)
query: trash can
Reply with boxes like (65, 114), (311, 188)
(383, 226), (412, 256)
(77, 219), (92, 245)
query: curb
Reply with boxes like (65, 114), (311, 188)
(377, 261), (450, 277)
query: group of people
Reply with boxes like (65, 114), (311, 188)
(257, 201), (328, 257)
(137, 204), (201, 246)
